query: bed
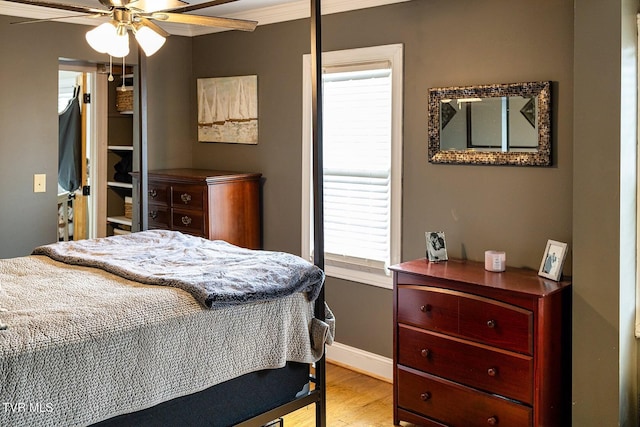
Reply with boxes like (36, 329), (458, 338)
(4, 0), (328, 424)
(0, 230), (333, 426)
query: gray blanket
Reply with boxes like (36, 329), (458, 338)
(32, 230), (325, 309)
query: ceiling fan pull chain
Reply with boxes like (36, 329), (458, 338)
(122, 56), (126, 89)
(108, 56), (114, 82)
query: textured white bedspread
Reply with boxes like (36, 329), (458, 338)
(0, 255), (323, 427)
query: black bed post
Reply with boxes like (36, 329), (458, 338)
(310, 0), (326, 426)
(136, 47), (148, 232)
(310, 0), (323, 297)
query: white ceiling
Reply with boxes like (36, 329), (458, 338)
(0, 0), (411, 36)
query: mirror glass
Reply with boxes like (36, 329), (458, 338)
(428, 81), (551, 166)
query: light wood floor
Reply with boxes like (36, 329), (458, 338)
(281, 363), (419, 427)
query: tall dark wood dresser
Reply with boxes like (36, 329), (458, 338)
(145, 169), (261, 249)
(390, 258), (571, 427)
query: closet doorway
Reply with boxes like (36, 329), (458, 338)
(58, 62), (107, 241)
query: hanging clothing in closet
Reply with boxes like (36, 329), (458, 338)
(58, 86), (82, 192)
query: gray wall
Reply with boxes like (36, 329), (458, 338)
(145, 36), (194, 170)
(192, 18), (309, 256)
(0, 16), (122, 257)
(190, 0), (574, 359)
(1, 0), (638, 424)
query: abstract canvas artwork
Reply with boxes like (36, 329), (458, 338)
(197, 75), (258, 144)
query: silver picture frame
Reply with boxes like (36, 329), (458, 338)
(538, 239), (568, 281)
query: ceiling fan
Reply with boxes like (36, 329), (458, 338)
(6, 0), (257, 56)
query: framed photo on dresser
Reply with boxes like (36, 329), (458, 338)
(538, 239), (568, 281)
(426, 231), (448, 262)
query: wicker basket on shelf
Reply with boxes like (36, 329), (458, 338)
(116, 86), (133, 112)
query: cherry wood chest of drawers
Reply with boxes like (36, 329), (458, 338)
(390, 258), (571, 427)
(145, 169), (261, 249)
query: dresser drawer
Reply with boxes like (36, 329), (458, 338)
(148, 205), (170, 229)
(172, 209), (205, 236)
(398, 325), (533, 404)
(397, 366), (533, 427)
(397, 287), (458, 335)
(397, 286), (533, 354)
(171, 186), (204, 211)
(459, 295), (533, 354)
(147, 182), (170, 206)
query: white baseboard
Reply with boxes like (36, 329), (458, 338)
(325, 341), (393, 383)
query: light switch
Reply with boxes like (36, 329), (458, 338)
(34, 174), (46, 193)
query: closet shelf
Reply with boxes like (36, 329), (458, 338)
(107, 216), (132, 226)
(108, 145), (133, 151)
(107, 181), (133, 189)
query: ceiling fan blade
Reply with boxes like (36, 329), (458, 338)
(138, 16), (170, 37)
(151, 12), (256, 31)
(161, 0), (237, 14)
(11, 13), (104, 24)
(2, 0), (106, 14)
(127, 0), (187, 13)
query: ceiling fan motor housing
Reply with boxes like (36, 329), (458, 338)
(113, 8), (134, 25)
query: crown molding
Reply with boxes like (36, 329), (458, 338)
(1, 0), (411, 36)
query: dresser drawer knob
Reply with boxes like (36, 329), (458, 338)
(181, 216), (192, 226)
(486, 319), (497, 328)
(487, 367), (497, 377)
(149, 210), (158, 219)
(487, 416), (498, 425)
(420, 392), (431, 401)
(180, 193), (192, 204)
(420, 304), (432, 313)
(149, 189), (157, 198)
(420, 349), (431, 358)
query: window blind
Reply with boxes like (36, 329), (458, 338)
(321, 68), (392, 270)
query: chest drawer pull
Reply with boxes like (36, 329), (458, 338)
(180, 193), (192, 204)
(181, 216), (192, 226)
(487, 416), (498, 425)
(149, 210), (158, 219)
(420, 392), (431, 401)
(420, 349), (431, 358)
(487, 367), (498, 377)
(487, 319), (497, 328)
(420, 304), (432, 312)
(149, 189), (157, 198)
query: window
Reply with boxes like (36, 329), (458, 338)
(302, 44), (403, 289)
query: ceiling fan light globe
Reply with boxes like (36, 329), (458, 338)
(85, 22), (117, 54)
(106, 31), (130, 58)
(135, 26), (166, 56)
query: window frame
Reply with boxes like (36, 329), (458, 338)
(301, 43), (403, 289)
